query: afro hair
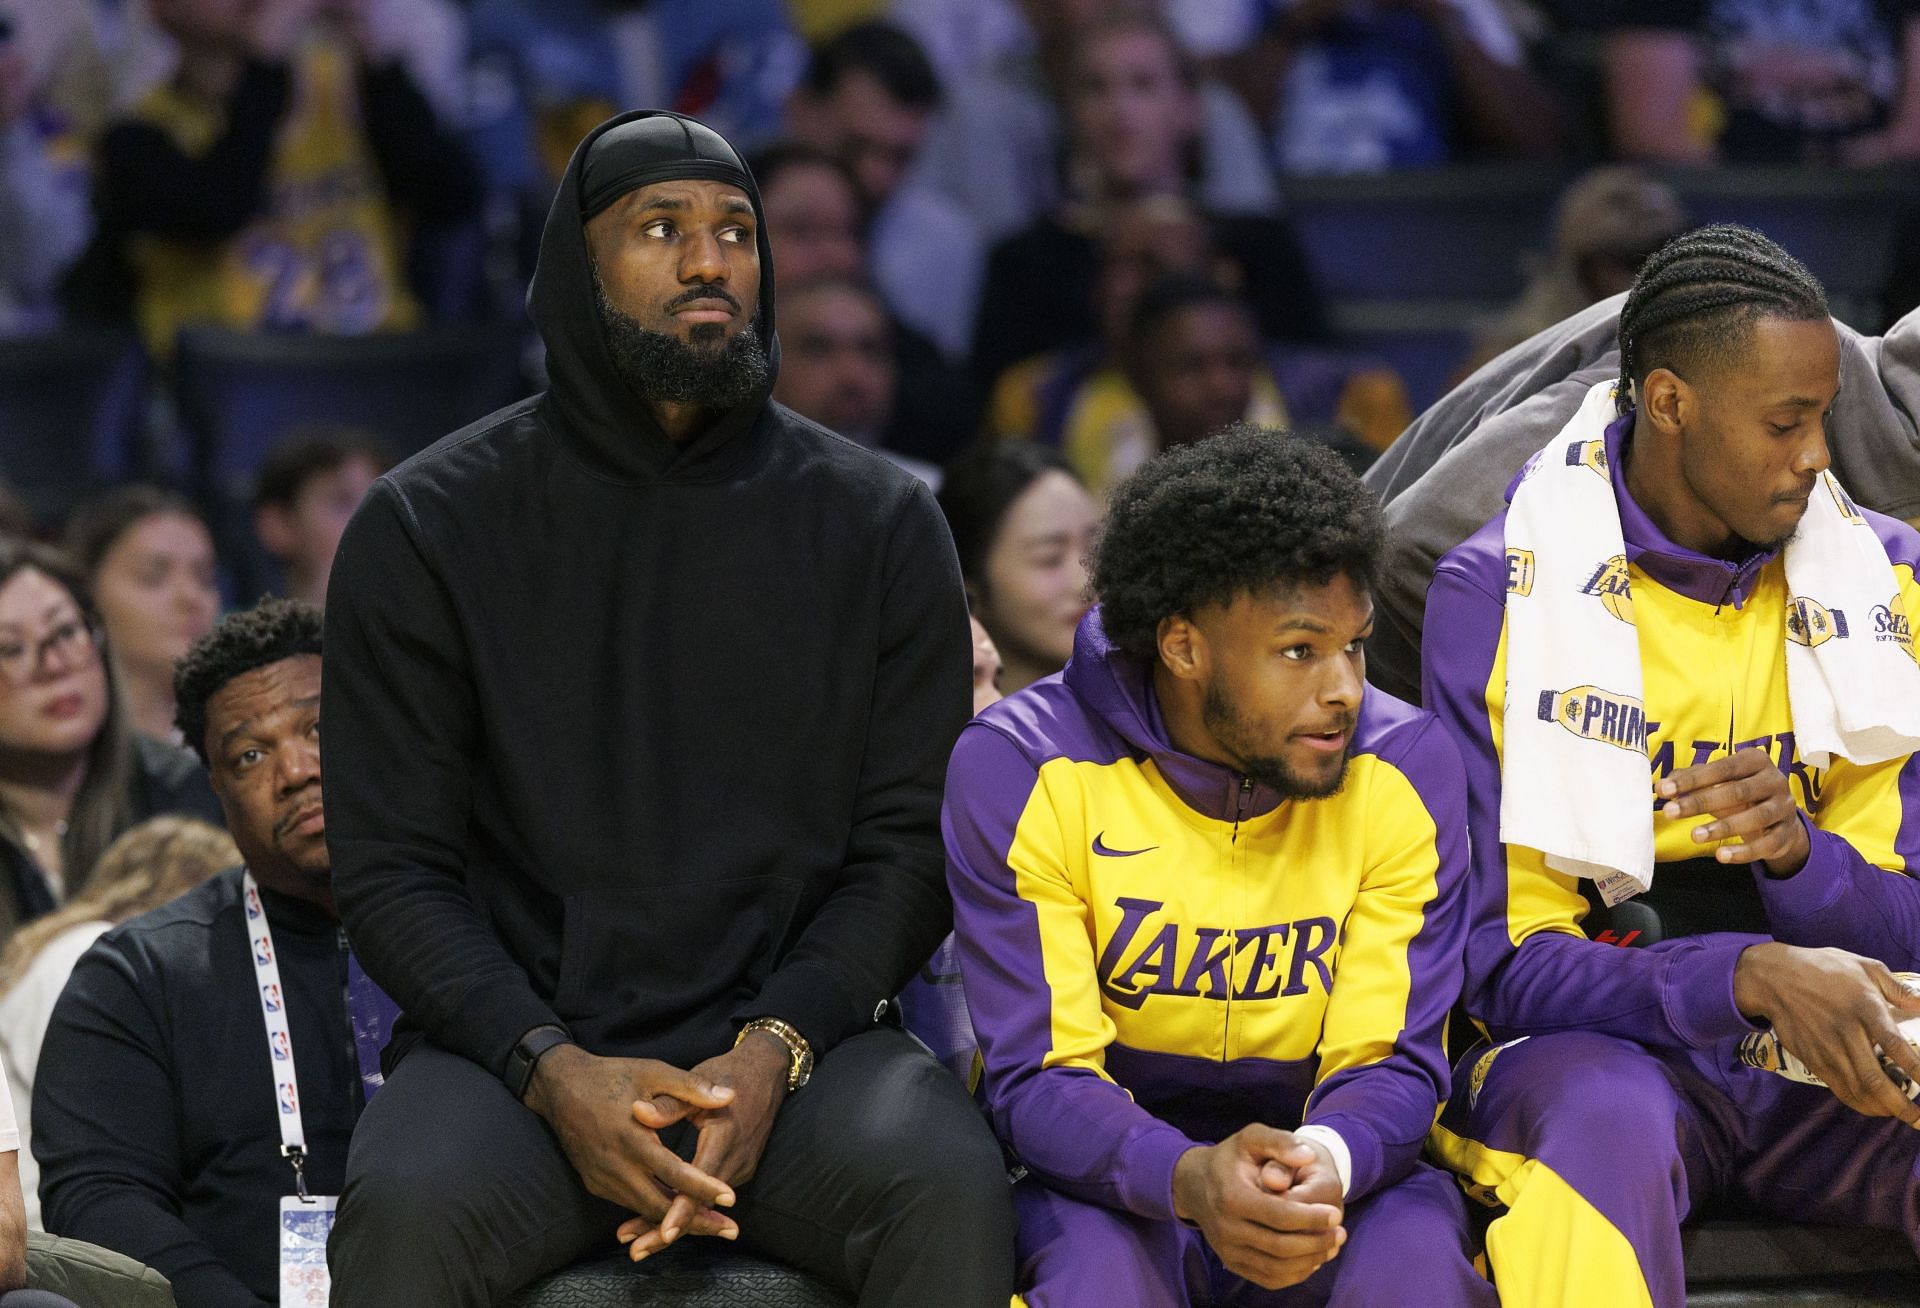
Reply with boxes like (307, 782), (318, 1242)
(1091, 425), (1383, 662)
(174, 598), (323, 766)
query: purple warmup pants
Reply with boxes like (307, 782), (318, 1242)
(1432, 1030), (1920, 1308)
(1014, 1161), (1497, 1307)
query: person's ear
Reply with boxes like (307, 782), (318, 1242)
(1157, 613), (1206, 683)
(254, 504), (294, 560)
(1640, 367), (1688, 438)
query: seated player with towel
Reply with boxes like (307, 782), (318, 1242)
(1423, 226), (1920, 1307)
(945, 429), (1496, 1306)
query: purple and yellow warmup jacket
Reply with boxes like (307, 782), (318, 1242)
(1423, 411), (1920, 1051)
(943, 611), (1471, 1217)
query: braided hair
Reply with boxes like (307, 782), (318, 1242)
(1615, 224), (1828, 415)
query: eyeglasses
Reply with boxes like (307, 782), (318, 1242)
(0, 618), (99, 687)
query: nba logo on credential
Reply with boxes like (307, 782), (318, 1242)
(262, 983), (283, 1012)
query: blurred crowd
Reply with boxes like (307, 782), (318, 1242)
(0, 0), (1914, 957)
(3, 1), (1920, 505)
(0, 0), (1916, 927)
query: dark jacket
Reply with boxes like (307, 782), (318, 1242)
(35, 870), (361, 1308)
(0, 735), (222, 940)
(321, 109), (972, 1081)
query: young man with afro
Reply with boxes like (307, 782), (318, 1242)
(943, 426), (1496, 1306)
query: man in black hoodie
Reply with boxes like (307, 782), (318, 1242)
(320, 110), (1015, 1305)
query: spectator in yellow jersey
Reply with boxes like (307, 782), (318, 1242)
(991, 260), (1406, 497)
(71, 0), (480, 352)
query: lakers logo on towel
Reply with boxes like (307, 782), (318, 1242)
(1825, 473), (1866, 526)
(1872, 594), (1920, 666)
(1564, 438), (1609, 479)
(1577, 555), (1633, 624)
(1536, 685), (1648, 754)
(1505, 548), (1535, 596)
(1786, 597), (1850, 648)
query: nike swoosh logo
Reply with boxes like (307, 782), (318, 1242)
(1092, 832), (1158, 858)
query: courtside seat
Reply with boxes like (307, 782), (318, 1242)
(1692, 1282), (1920, 1307)
(1664, 167), (1920, 328)
(172, 323), (528, 500)
(0, 329), (149, 522)
(506, 1242), (851, 1308)
(1286, 165), (1920, 412)
(1280, 165), (1569, 303)
(1686, 1219), (1920, 1304)
(502, 1217), (1920, 1306)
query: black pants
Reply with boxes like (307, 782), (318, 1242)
(327, 1028), (1016, 1307)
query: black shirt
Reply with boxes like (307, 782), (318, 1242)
(321, 109), (971, 1083)
(34, 870), (360, 1308)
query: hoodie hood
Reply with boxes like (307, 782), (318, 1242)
(1062, 608), (1289, 823)
(528, 109), (780, 483)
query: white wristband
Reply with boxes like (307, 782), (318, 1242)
(1292, 1125), (1352, 1198)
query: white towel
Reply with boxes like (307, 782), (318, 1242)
(1500, 380), (1920, 906)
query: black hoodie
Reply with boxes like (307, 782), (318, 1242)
(320, 110), (971, 1080)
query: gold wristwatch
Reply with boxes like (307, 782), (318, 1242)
(736, 1016), (814, 1091)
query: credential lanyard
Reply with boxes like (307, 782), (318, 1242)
(244, 872), (313, 1201)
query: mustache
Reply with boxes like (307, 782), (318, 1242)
(666, 284), (741, 313)
(274, 786), (323, 836)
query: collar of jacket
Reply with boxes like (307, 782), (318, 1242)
(1063, 609), (1289, 825)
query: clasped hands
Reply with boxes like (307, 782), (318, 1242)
(523, 1033), (792, 1261)
(1171, 1126), (1346, 1291)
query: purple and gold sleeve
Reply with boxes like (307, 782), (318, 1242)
(1304, 716), (1470, 1201)
(1758, 538), (1920, 968)
(942, 723), (1197, 1222)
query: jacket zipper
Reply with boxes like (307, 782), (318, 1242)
(1224, 775), (1254, 1063)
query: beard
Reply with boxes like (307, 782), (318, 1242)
(1201, 678), (1350, 801)
(593, 278), (773, 410)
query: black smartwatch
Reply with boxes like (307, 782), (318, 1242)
(505, 1024), (575, 1102)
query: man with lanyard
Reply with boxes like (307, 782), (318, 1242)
(1422, 225), (1920, 1306)
(34, 599), (394, 1307)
